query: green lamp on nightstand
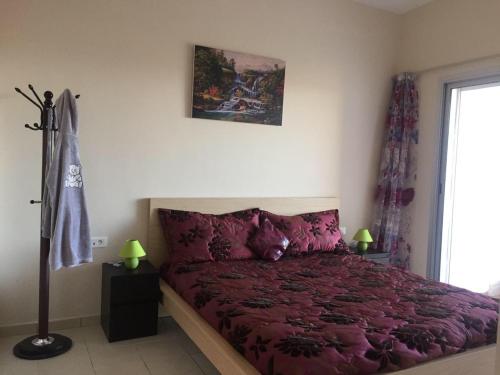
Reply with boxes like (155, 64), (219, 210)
(353, 229), (373, 254)
(119, 240), (146, 269)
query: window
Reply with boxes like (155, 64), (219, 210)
(433, 76), (500, 296)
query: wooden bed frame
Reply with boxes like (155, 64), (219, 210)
(147, 197), (497, 375)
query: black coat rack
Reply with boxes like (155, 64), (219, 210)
(13, 85), (79, 360)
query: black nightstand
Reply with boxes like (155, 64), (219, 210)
(362, 252), (390, 265)
(101, 260), (160, 342)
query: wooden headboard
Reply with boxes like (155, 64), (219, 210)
(146, 197), (340, 268)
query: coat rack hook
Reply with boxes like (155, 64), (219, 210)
(28, 84), (44, 106)
(15, 87), (43, 111)
(24, 123), (41, 131)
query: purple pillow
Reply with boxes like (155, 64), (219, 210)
(158, 208), (259, 264)
(261, 209), (342, 256)
(333, 238), (352, 255)
(248, 218), (289, 261)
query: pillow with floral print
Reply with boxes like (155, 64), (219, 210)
(158, 208), (260, 264)
(209, 209), (260, 261)
(260, 209), (342, 256)
(248, 218), (289, 261)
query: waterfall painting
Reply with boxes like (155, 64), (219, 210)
(192, 45), (286, 126)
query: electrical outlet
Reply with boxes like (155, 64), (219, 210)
(340, 226), (347, 236)
(91, 236), (108, 248)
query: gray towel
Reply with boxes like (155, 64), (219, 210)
(41, 89), (92, 270)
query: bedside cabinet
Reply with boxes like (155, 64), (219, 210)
(101, 260), (160, 342)
(362, 252), (390, 265)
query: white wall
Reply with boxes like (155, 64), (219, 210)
(397, 0), (500, 276)
(397, 0), (500, 73)
(0, 0), (398, 326)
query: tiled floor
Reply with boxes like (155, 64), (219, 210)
(0, 318), (220, 375)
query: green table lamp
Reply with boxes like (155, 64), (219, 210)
(119, 239), (146, 269)
(353, 229), (373, 254)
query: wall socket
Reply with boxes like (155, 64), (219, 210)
(91, 237), (108, 248)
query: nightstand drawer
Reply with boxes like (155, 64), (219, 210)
(110, 275), (160, 305)
(103, 301), (158, 342)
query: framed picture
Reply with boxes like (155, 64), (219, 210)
(192, 45), (286, 126)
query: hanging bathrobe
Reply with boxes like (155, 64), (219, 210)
(41, 89), (92, 270)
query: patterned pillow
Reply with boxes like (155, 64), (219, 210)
(261, 209), (342, 256)
(158, 208), (260, 264)
(333, 238), (352, 255)
(248, 218), (289, 261)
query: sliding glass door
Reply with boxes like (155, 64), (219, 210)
(433, 75), (500, 296)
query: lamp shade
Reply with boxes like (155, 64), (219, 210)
(353, 229), (373, 243)
(119, 239), (146, 258)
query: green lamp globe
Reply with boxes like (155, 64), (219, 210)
(353, 229), (373, 254)
(119, 239), (146, 269)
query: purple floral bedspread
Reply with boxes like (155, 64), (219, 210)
(162, 253), (498, 375)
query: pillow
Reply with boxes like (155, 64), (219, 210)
(248, 218), (289, 261)
(210, 209), (260, 260)
(261, 209), (342, 256)
(158, 209), (213, 264)
(158, 208), (259, 264)
(333, 238), (352, 255)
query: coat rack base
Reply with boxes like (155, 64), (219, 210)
(13, 333), (72, 360)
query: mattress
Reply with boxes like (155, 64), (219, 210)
(162, 252), (498, 375)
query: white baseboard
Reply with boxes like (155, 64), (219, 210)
(0, 305), (169, 337)
(0, 315), (100, 337)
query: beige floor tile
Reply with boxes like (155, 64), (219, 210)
(0, 343), (17, 364)
(79, 325), (109, 346)
(146, 360), (203, 375)
(0, 334), (29, 354)
(38, 362), (95, 375)
(174, 331), (201, 355)
(48, 318), (82, 331)
(0, 338), (38, 374)
(81, 324), (168, 347)
(36, 342), (94, 375)
(138, 341), (201, 375)
(190, 352), (220, 375)
(186, 370), (205, 375)
(137, 339), (187, 362)
(94, 360), (149, 375)
(89, 345), (141, 370)
(0, 360), (38, 375)
(0, 322), (221, 375)
(106, 332), (169, 347)
(81, 316), (100, 327)
(51, 327), (88, 344)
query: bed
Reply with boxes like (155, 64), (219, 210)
(147, 197), (498, 375)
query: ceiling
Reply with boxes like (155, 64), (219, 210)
(353, 0), (435, 14)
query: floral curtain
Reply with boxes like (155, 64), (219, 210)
(371, 73), (419, 268)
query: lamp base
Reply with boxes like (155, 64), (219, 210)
(13, 333), (72, 360)
(124, 257), (139, 269)
(357, 241), (368, 254)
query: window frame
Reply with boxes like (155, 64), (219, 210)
(428, 74), (500, 281)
